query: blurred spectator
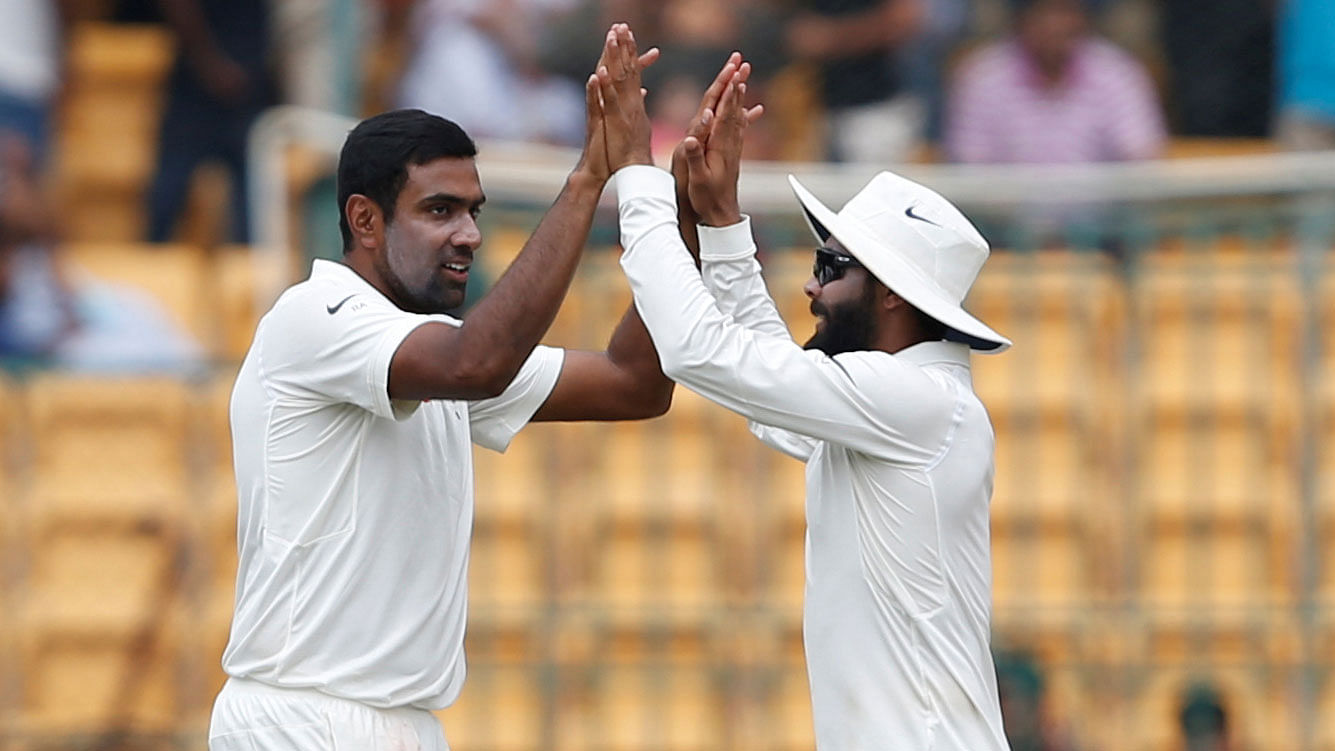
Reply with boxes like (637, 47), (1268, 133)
(396, 0), (585, 146)
(898, 0), (968, 144)
(786, 0), (926, 163)
(0, 136), (202, 372)
(1179, 682), (1233, 751)
(0, 0), (71, 165)
(1276, 0), (1335, 150)
(643, 0), (784, 164)
(945, 0), (1166, 164)
(994, 650), (1078, 751)
(146, 0), (275, 244)
(537, 0), (655, 85)
(1160, 0), (1273, 138)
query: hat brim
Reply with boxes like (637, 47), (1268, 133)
(788, 175), (1011, 354)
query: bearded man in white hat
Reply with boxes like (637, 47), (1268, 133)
(597, 53), (1012, 750)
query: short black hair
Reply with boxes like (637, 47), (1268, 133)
(337, 109), (477, 252)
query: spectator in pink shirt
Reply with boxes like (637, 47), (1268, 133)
(944, 0), (1166, 165)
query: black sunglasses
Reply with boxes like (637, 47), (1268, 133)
(813, 246), (863, 286)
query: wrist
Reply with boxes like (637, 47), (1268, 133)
(697, 206), (742, 227)
(567, 167), (608, 194)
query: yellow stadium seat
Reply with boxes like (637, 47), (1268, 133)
(1132, 253), (1302, 428)
(574, 664), (725, 751)
(585, 526), (724, 628)
(64, 242), (212, 344)
(212, 245), (269, 362)
(1136, 423), (1300, 529)
(20, 530), (187, 640)
(13, 526), (192, 738)
(761, 650), (816, 751)
(0, 373), (22, 503)
(469, 524), (548, 626)
(56, 23), (174, 241)
(968, 251), (1125, 429)
(24, 374), (195, 531)
(436, 664), (544, 751)
(991, 528), (1109, 625)
(992, 421), (1117, 532)
(1126, 665), (1300, 751)
(1136, 527), (1295, 614)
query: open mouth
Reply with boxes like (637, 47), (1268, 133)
(442, 262), (470, 280)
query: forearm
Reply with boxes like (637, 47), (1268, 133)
(460, 172), (603, 385)
(605, 303), (673, 405)
(699, 218), (792, 340)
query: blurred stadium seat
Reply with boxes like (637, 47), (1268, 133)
(56, 23), (173, 243)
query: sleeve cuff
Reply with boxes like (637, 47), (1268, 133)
(613, 164), (675, 206)
(698, 215), (756, 262)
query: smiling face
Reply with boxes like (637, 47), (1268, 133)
(375, 157), (486, 314)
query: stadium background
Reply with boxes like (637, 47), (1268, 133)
(2, 0), (1332, 749)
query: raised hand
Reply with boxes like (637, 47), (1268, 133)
(597, 24), (655, 173)
(575, 24), (659, 185)
(681, 63), (764, 227)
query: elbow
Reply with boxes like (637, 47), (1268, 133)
(643, 380), (674, 418)
(449, 357), (520, 400)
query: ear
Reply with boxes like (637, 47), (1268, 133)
(881, 286), (908, 312)
(345, 194), (384, 252)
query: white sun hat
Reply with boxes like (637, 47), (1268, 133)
(788, 172), (1011, 354)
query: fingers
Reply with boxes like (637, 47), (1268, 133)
(597, 67), (620, 111)
(745, 104), (765, 124)
(585, 73), (601, 117)
(683, 135), (708, 173)
(638, 47), (660, 71)
(594, 25), (617, 76)
(698, 56), (741, 119)
(618, 25), (637, 79)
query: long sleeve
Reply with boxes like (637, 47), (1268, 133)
(697, 218), (818, 461)
(616, 165), (956, 465)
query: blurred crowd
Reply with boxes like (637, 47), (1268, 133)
(0, 0), (1331, 369)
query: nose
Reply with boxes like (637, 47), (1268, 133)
(453, 215), (482, 250)
(803, 276), (821, 300)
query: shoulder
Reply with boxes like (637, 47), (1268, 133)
(955, 42), (1020, 85)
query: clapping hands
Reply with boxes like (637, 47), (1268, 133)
(671, 54), (765, 227)
(577, 24), (658, 184)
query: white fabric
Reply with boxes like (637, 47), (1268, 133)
(221, 259), (563, 712)
(788, 171), (1010, 352)
(616, 166), (1009, 751)
(0, 0), (58, 99)
(210, 677), (448, 751)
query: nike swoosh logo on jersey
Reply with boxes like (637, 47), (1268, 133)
(905, 205), (941, 227)
(326, 294), (356, 314)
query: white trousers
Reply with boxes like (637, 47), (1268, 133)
(209, 678), (449, 751)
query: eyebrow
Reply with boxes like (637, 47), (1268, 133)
(418, 192), (487, 210)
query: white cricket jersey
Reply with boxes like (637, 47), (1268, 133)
(222, 259), (563, 710)
(615, 166), (1008, 751)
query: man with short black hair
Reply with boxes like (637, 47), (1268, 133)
(209, 26), (669, 750)
(602, 52), (1012, 749)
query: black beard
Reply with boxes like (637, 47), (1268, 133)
(378, 253), (464, 315)
(803, 279), (878, 357)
